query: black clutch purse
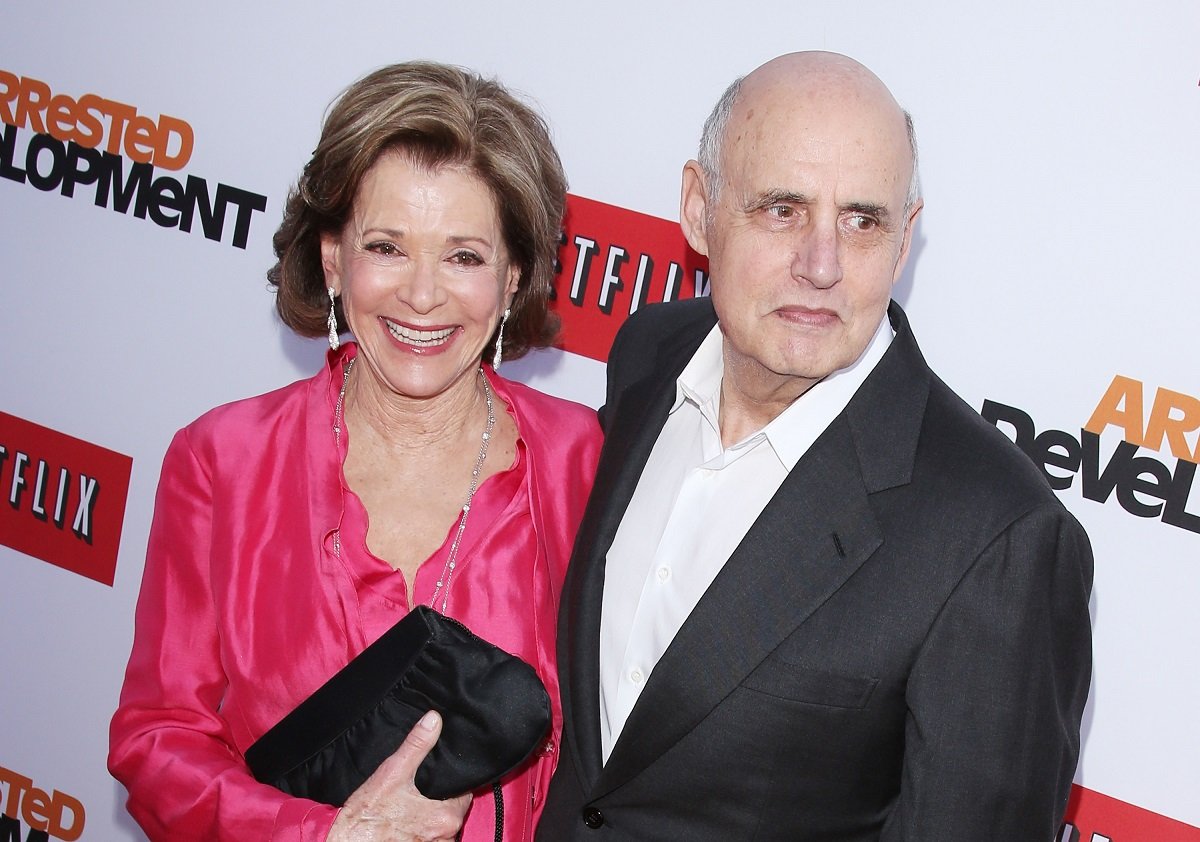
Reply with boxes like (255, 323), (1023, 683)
(244, 605), (552, 804)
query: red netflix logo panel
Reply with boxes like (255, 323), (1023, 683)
(1062, 785), (1200, 841)
(0, 412), (132, 586)
(550, 193), (709, 362)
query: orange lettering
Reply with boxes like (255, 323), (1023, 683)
(1144, 388), (1200, 463)
(0, 69), (18, 125)
(0, 765), (32, 817)
(49, 790), (86, 842)
(15, 74), (50, 134)
(102, 98), (136, 155)
(154, 113), (194, 170)
(123, 113), (156, 163)
(1084, 374), (1145, 446)
(46, 93), (77, 142)
(75, 94), (105, 147)
(21, 786), (50, 832)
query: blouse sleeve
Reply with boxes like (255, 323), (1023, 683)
(108, 427), (339, 842)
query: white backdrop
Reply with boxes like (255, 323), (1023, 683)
(2, 2), (1198, 839)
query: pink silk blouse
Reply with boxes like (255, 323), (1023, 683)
(109, 344), (601, 841)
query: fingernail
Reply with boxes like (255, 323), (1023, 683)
(419, 710), (439, 730)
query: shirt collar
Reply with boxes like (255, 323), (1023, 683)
(671, 311), (895, 470)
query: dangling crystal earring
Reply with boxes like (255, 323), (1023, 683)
(492, 307), (511, 370)
(326, 287), (340, 351)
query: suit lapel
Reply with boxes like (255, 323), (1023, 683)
(563, 310), (716, 787)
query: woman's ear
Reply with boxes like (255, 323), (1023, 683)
(320, 232), (342, 294)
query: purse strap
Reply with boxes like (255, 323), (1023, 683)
(491, 782), (503, 842)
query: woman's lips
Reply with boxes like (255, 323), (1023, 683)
(383, 318), (458, 349)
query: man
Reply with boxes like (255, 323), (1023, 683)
(538, 52), (1093, 840)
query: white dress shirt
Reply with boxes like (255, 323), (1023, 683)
(598, 315), (894, 762)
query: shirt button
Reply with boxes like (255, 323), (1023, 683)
(656, 565), (671, 583)
(629, 668), (644, 684)
(582, 806), (605, 828)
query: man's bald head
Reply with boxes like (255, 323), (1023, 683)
(697, 52), (920, 211)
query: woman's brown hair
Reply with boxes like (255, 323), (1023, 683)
(268, 61), (567, 360)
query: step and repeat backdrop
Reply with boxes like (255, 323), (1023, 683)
(2, 2), (1197, 840)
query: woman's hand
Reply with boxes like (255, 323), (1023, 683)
(328, 711), (472, 842)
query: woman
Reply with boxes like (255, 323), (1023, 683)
(109, 62), (601, 842)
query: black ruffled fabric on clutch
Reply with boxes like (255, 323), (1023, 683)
(244, 605), (552, 804)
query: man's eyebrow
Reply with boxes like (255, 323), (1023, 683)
(842, 201), (893, 224)
(742, 189), (813, 211)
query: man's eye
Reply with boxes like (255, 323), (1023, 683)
(846, 214), (877, 232)
(767, 204), (794, 219)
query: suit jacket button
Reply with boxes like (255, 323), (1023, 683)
(582, 806), (605, 828)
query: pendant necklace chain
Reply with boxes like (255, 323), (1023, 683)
(332, 357), (496, 614)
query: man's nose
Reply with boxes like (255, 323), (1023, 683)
(790, 220), (843, 289)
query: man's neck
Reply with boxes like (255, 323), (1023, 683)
(717, 357), (820, 448)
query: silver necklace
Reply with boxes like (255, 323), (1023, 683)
(332, 358), (496, 613)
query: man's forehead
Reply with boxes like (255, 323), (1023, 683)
(727, 136), (909, 208)
(725, 63), (911, 178)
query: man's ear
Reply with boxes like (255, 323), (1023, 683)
(320, 231), (342, 294)
(680, 160), (712, 257)
(892, 199), (923, 283)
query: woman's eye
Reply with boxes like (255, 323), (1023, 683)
(365, 241), (399, 256)
(450, 250), (484, 266)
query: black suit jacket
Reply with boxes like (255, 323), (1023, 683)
(538, 299), (1093, 841)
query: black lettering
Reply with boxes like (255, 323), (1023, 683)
(4, 128), (268, 251)
(0, 122), (28, 182)
(25, 132), (64, 192)
(0, 815), (49, 842)
(177, 178), (268, 248)
(1162, 457), (1200, 533)
(59, 141), (104, 198)
(1034, 429), (1083, 491)
(218, 183), (267, 249)
(1080, 430), (1136, 505)
(179, 174), (223, 240)
(1116, 455), (1172, 517)
(147, 174), (185, 227)
(94, 151), (152, 214)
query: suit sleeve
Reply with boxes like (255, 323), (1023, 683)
(108, 428), (338, 842)
(598, 297), (676, 431)
(881, 503), (1093, 840)
(596, 305), (636, 433)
